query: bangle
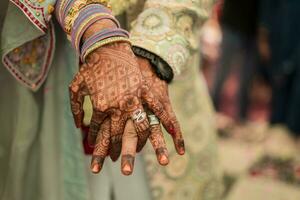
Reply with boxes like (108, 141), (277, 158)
(81, 28), (129, 55)
(71, 4), (120, 53)
(81, 37), (132, 62)
(132, 46), (174, 83)
(72, 13), (115, 52)
(80, 28), (130, 61)
(64, 0), (112, 34)
(56, 0), (111, 29)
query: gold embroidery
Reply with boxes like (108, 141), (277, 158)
(48, 5), (55, 14)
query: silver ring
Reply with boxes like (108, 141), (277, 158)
(132, 109), (147, 123)
(148, 114), (160, 126)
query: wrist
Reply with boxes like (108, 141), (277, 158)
(68, 5), (130, 62)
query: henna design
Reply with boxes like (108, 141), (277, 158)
(70, 24), (184, 174)
(108, 109), (126, 161)
(91, 119), (111, 173)
(69, 72), (89, 128)
(137, 57), (185, 155)
(149, 124), (169, 166)
(87, 110), (107, 146)
(136, 130), (150, 152)
(70, 41), (151, 155)
(119, 120), (138, 175)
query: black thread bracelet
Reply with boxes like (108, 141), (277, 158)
(132, 46), (174, 83)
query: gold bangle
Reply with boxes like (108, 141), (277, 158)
(82, 37), (132, 61)
(64, 0), (111, 34)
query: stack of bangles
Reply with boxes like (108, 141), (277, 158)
(56, 0), (131, 63)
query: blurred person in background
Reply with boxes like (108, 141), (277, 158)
(259, 0), (300, 138)
(0, 1), (222, 200)
(212, 0), (259, 122)
(200, 0), (223, 91)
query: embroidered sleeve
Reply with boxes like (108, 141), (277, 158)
(9, 0), (57, 33)
(130, 0), (215, 77)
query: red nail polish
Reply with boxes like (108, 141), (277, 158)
(168, 125), (175, 136)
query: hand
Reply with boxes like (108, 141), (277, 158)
(88, 57), (185, 175)
(137, 57), (185, 156)
(69, 42), (150, 164)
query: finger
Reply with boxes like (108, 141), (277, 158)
(161, 98), (185, 156)
(142, 90), (185, 155)
(121, 120), (138, 175)
(130, 107), (150, 132)
(130, 107), (150, 152)
(109, 111), (126, 161)
(87, 110), (107, 147)
(69, 72), (88, 128)
(136, 129), (150, 153)
(91, 119), (110, 174)
(149, 124), (169, 166)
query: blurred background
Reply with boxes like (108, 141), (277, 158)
(200, 0), (300, 199)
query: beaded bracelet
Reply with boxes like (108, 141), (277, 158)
(81, 37), (132, 62)
(80, 28), (130, 61)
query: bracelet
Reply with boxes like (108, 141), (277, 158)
(72, 13), (115, 52)
(64, 0), (112, 34)
(132, 46), (174, 83)
(81, 37), (132, 62)
(71, 4), (120, 53)
(56, 0), (111, 31)
(81, 28), (129, 55)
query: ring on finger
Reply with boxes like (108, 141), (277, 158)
(148, 114), (160, 126)
(132, 109), (147, 123)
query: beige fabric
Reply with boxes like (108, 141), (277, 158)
(227, 177), (300, 200)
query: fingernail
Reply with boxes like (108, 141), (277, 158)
(122, 155), (134, 175)
(122, 164), (132, 175)
(159, 154), (169, 165)
(178, 140), (185, 155)
(92, 164), (100, 173)
(179, 146), (185, 155)
(179, 148), (185, 155)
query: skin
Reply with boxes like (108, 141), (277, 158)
(89, 58), (185, 175)
(70, 42), (150, 162)
(69, 19), (184, 175)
